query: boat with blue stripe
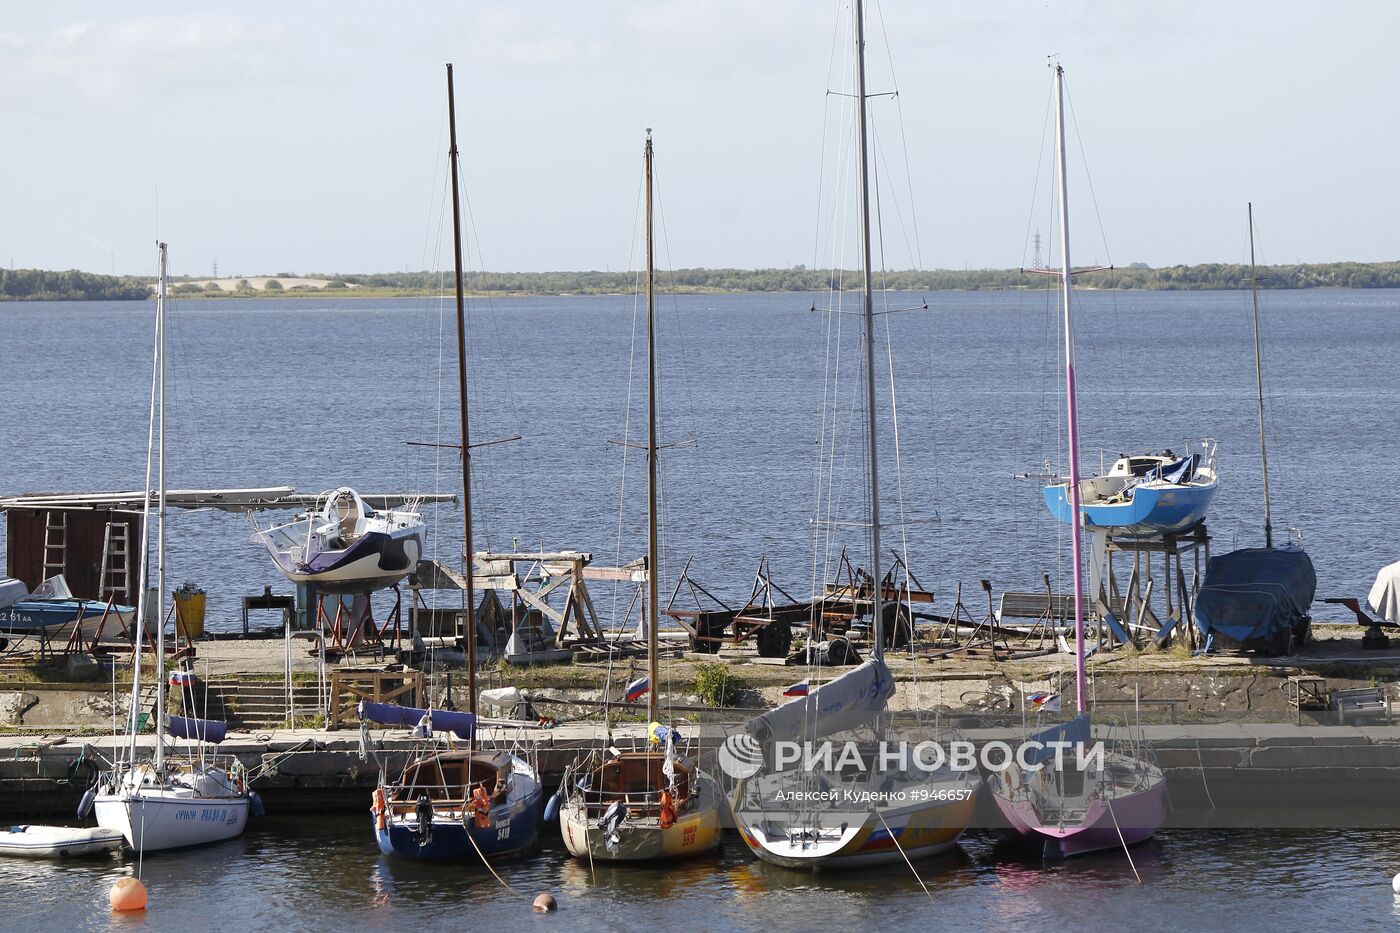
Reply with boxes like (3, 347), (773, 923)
(1042, 442), (1219, 537)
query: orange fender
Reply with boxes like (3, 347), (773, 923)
(470, 786), (491, 829)
(372, 788), (388, 832)
(658, 790), (676, 829)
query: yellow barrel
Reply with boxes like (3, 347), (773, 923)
(174, 590), (206, 639)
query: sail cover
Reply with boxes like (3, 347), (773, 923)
(1193, 546), (1316, 645)
(357, 701), (476, 740)
(166, 715), (228, 744)
(745, 657), (894, 744)
(1021, 713), (1091, 766)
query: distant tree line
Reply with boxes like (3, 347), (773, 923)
(7, 260), (1400, 301)
(0, 268), (151, 301)
(320, 261), (1400, 294)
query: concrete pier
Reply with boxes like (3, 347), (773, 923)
(4, 720), (1399, 828)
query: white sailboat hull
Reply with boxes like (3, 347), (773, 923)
(94, 788), (249, 852)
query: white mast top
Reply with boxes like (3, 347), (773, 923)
(1052, 64), (1088, 713)
(852, 0), (884, 662)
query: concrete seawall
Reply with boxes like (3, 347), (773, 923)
(4, 721), (1399, 828)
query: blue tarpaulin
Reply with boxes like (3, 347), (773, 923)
(1193, 546), (1316, 649)
(166, 715), (228, 744)
(357, 701), (476, 740)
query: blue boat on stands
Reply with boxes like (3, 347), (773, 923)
(0, 576), (134, 642)
(1043, 442), (1219, 537)
(360, 701), (542, 861)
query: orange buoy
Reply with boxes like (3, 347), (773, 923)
(109, 877), (148, 912)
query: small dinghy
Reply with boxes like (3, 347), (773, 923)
(0, 825), (123, 858)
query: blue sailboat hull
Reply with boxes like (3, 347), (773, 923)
(1043, 481), (1217, 537)
(374, 790), (542, 860)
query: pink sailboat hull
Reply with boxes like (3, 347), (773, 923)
(990, 772), (1167, 859)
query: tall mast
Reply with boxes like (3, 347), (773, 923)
(852, 0), (884, 661)
(446, 63), (477, 716)
(644, 130), (660, 723)
(1248, 202), (1273, 549)
(1052, 64), (1088, 713)
(127, 245), (162, 765)
(154, 240), (168, 770)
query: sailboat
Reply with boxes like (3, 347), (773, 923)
(250, 485), (426, 594)
(729, 0), (979, 870)
(1192, 204), (1316, 654)
(89, 242), (254, 852)
(987, 64), (1167, 858)
(362, 64), (542, 861)
(554, 130), (723, 862)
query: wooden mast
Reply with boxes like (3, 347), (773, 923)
(1052, 63), (1088, 714)
(852, 0), (885, 662)
(1248, 202), (1274, 549)
(644, 129), (659, 724)
(446, 63), (477, 716)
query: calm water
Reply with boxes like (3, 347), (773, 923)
(4, 820), (1400, 931)
(3, 289), (1397, 628)
(4, 290), (1400, 924)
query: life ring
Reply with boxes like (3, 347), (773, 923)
(372, 787), (388, 832)
(469, 786), (491, 829)
(658, 790), (676, 829)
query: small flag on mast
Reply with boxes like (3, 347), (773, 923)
(783, 681), (810, 698)
(624, 676), (649, 702)
(168, 670), (196, 688)
(1027, 691), (1060, 712)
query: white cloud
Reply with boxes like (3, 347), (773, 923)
(4, 14), (289, 104)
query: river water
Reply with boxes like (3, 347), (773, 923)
(3, 288), (1397, 626)
(3, 819), (1400, 931)
(4, 289), (1400, 926)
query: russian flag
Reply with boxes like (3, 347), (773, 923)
(624, 676), (649, 702)
(1028, 691), (1060, 711)
(169, 670), (196, 688)
(783, 681), (809, 698)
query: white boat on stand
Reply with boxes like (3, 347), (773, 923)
(88, 242), (255, 853)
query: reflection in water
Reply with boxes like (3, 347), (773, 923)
(2, 818), (1396, 931)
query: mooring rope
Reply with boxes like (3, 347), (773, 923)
(1104, 794), (1141, 884)
(874, 804), (933, 900)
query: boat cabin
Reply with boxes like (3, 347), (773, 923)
(389, 751), (511, 808)
(583, 751), (692, 816)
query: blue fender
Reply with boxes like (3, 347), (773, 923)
(249, 791), (266, 818)
(543, 789), (563, 822)
(76, 787), (96, 819)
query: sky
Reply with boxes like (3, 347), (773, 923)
(2, 1), (1395, 277)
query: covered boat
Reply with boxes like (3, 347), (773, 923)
(1193, 546), (1316, 654)
(250, 486), (425, 593)
(1043, 443), (1219, 537)
(0, 575), (134, 641)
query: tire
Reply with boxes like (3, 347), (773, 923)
(755, 620), (793, 658)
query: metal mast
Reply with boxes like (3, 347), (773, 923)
(1052, 64), (1088, 713)
(1248, 202), (1274, 549)
(154, 241), (168, 770)
(644, 130), (660, 723)
(852, 0), (884, 661)
(446, 64), (477, 716)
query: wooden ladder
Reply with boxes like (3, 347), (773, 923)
(41, 510), (68, 581)
(100, 521), (133, 602)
